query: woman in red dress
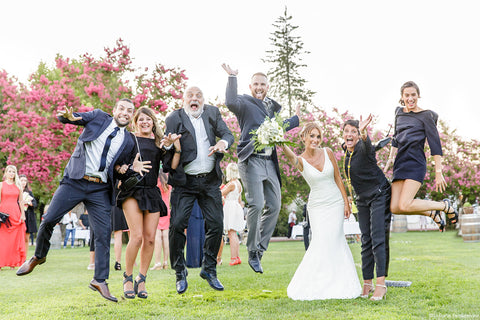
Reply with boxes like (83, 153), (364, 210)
(0, 165), (26, 270)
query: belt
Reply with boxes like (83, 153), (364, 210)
(186, 172), (210, 178)
(251, 153), (272, 160)
(83, 175), (104, 183)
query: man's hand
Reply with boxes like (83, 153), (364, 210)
(160, 133), (182, 149)
(132, 153), (152, 176)
(56, 107), (82, 122)
(208, 140), (227, 157)
(222, 63), (238, 76)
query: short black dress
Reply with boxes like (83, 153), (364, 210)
(117, 137), (167, 216)
(24, 190), (38, 234)
(392, 107), (443, 183)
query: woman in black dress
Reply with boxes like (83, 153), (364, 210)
(343, 115), (391, 301)
(19, 175), (37, 248)
(117, 106), (181, 299)
(384, 81), (458, 231)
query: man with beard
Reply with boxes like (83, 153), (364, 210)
(222, 64), (300, 273)
(163, 86), (234, 294)
(17, 99), (150, 302)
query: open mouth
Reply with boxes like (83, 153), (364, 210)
(190, 102), (199, 110)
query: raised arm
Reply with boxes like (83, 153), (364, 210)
(222, 64), (243, 112)
(280, 145), (303, 172)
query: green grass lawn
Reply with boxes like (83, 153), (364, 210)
(1, 231), (479, 320)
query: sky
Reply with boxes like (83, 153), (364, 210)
(1, 0), (479, 140)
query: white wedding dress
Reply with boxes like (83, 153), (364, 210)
(287, 148), (361, 300)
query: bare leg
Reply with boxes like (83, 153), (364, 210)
(161, 229), (169, 268)
(122, 198), (144, 293)
(136, 211), (159, 294)
(25, 233), (30, 251)
(371, 276), (386, 300)
(228, 230), (239, 260)
(217, 237), (224, 265)
(114, 230), (123, 265)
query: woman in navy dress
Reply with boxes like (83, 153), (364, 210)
(117, 106), (181, 299)
(384, 81), (458, 231)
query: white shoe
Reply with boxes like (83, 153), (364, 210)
(370, 284), (387, 301)
(87, 263), (95, 270)
(150, 262), (163, 270)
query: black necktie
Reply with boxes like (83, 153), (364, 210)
(99, 127), (120, 172)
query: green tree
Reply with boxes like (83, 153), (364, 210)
(262, 6), (315, 116)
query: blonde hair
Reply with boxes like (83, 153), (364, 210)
(2, 165), (22, 192)
(226, 163), (240, 182)
(299, 122), (323, 142)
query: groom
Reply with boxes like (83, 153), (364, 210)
(222, 64), (300, 273)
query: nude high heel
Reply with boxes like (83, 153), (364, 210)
(360, 282), (374, 298)
(370, 284), (387, 301)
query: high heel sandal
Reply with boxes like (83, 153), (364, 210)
(429, 211), (445, 232)
(443, 198), (458, 225)
(360, 282), (374, 298)
(162, 261), (169, 269)
(134, 273), (148, 299)
(123, 272), (135, 299)
(370, 284), (387, 301)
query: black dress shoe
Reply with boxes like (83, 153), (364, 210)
(199, 270), (224, 291)
(89, 279), (118, 302)
(16, 256), (46, 276)
(248, 251), (263, 273)
(176, 269), (188, 294)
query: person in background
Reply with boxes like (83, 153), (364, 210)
(221, 163), (245, 266)
(78, 210), (89, 230)
(19, 175), (37, 247)
(111, 204), (128, 271)
(62, 211), (78, 248)
(151, 170), (171, 270)
(302, 204), (310, 250)
(0, 165), (26, 270)
(287, 209), (297, 239)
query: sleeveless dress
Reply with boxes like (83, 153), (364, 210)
(223, 180), (245, 232)
(0, 182), (26, 267)
(287, 148), (361, 300)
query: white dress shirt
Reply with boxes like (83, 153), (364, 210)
(84, 120), (125, 182)
(184, 112), (216, 175)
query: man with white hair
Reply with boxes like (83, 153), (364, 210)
(163, 86), (234, 294)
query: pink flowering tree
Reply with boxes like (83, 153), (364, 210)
(0, 39), (187, 205)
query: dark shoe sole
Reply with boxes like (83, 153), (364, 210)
(16, 257), (46, 276)
(248, 261), (263, 274)
(88, 285), (118, 302)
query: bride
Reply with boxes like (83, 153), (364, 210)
(281, 122), (361, 300)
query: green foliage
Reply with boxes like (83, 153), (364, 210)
(262, 6), (315, 116)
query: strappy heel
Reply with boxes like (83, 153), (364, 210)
(443, 199), (458, 225)
(360, 282), (374, 298)
(123, 272), (135, 299)
(370, 284), (387, 301)
(134, 273), (148, 299)
(429, 211), (445, 232)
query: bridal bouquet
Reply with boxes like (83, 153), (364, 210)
(250, 114), (294, 152)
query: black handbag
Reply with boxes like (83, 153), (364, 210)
(120, 135), (145, 194)
(0, 211), (11, 228)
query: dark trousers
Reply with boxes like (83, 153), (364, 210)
(169, 172), (223, 277)
(356, 184), (391, 280)
(35, 177), (112, 281)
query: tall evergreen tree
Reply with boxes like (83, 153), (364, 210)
(263, 7), (315, 116)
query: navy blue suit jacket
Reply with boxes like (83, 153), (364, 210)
(59, 109), (135, 204)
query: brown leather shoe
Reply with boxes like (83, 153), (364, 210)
(16, 256), (46, 276)
(89, 279), (118, 302)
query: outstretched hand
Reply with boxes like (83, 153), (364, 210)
(132, 153), (152, 176)
(208, 140), (227, 157)
(57, 107), (82, 122)
(435, 172), (447, 193)
(359, 114), (373, 133)
(222, 63), (238, 76)
(160, 133), (182, 149)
